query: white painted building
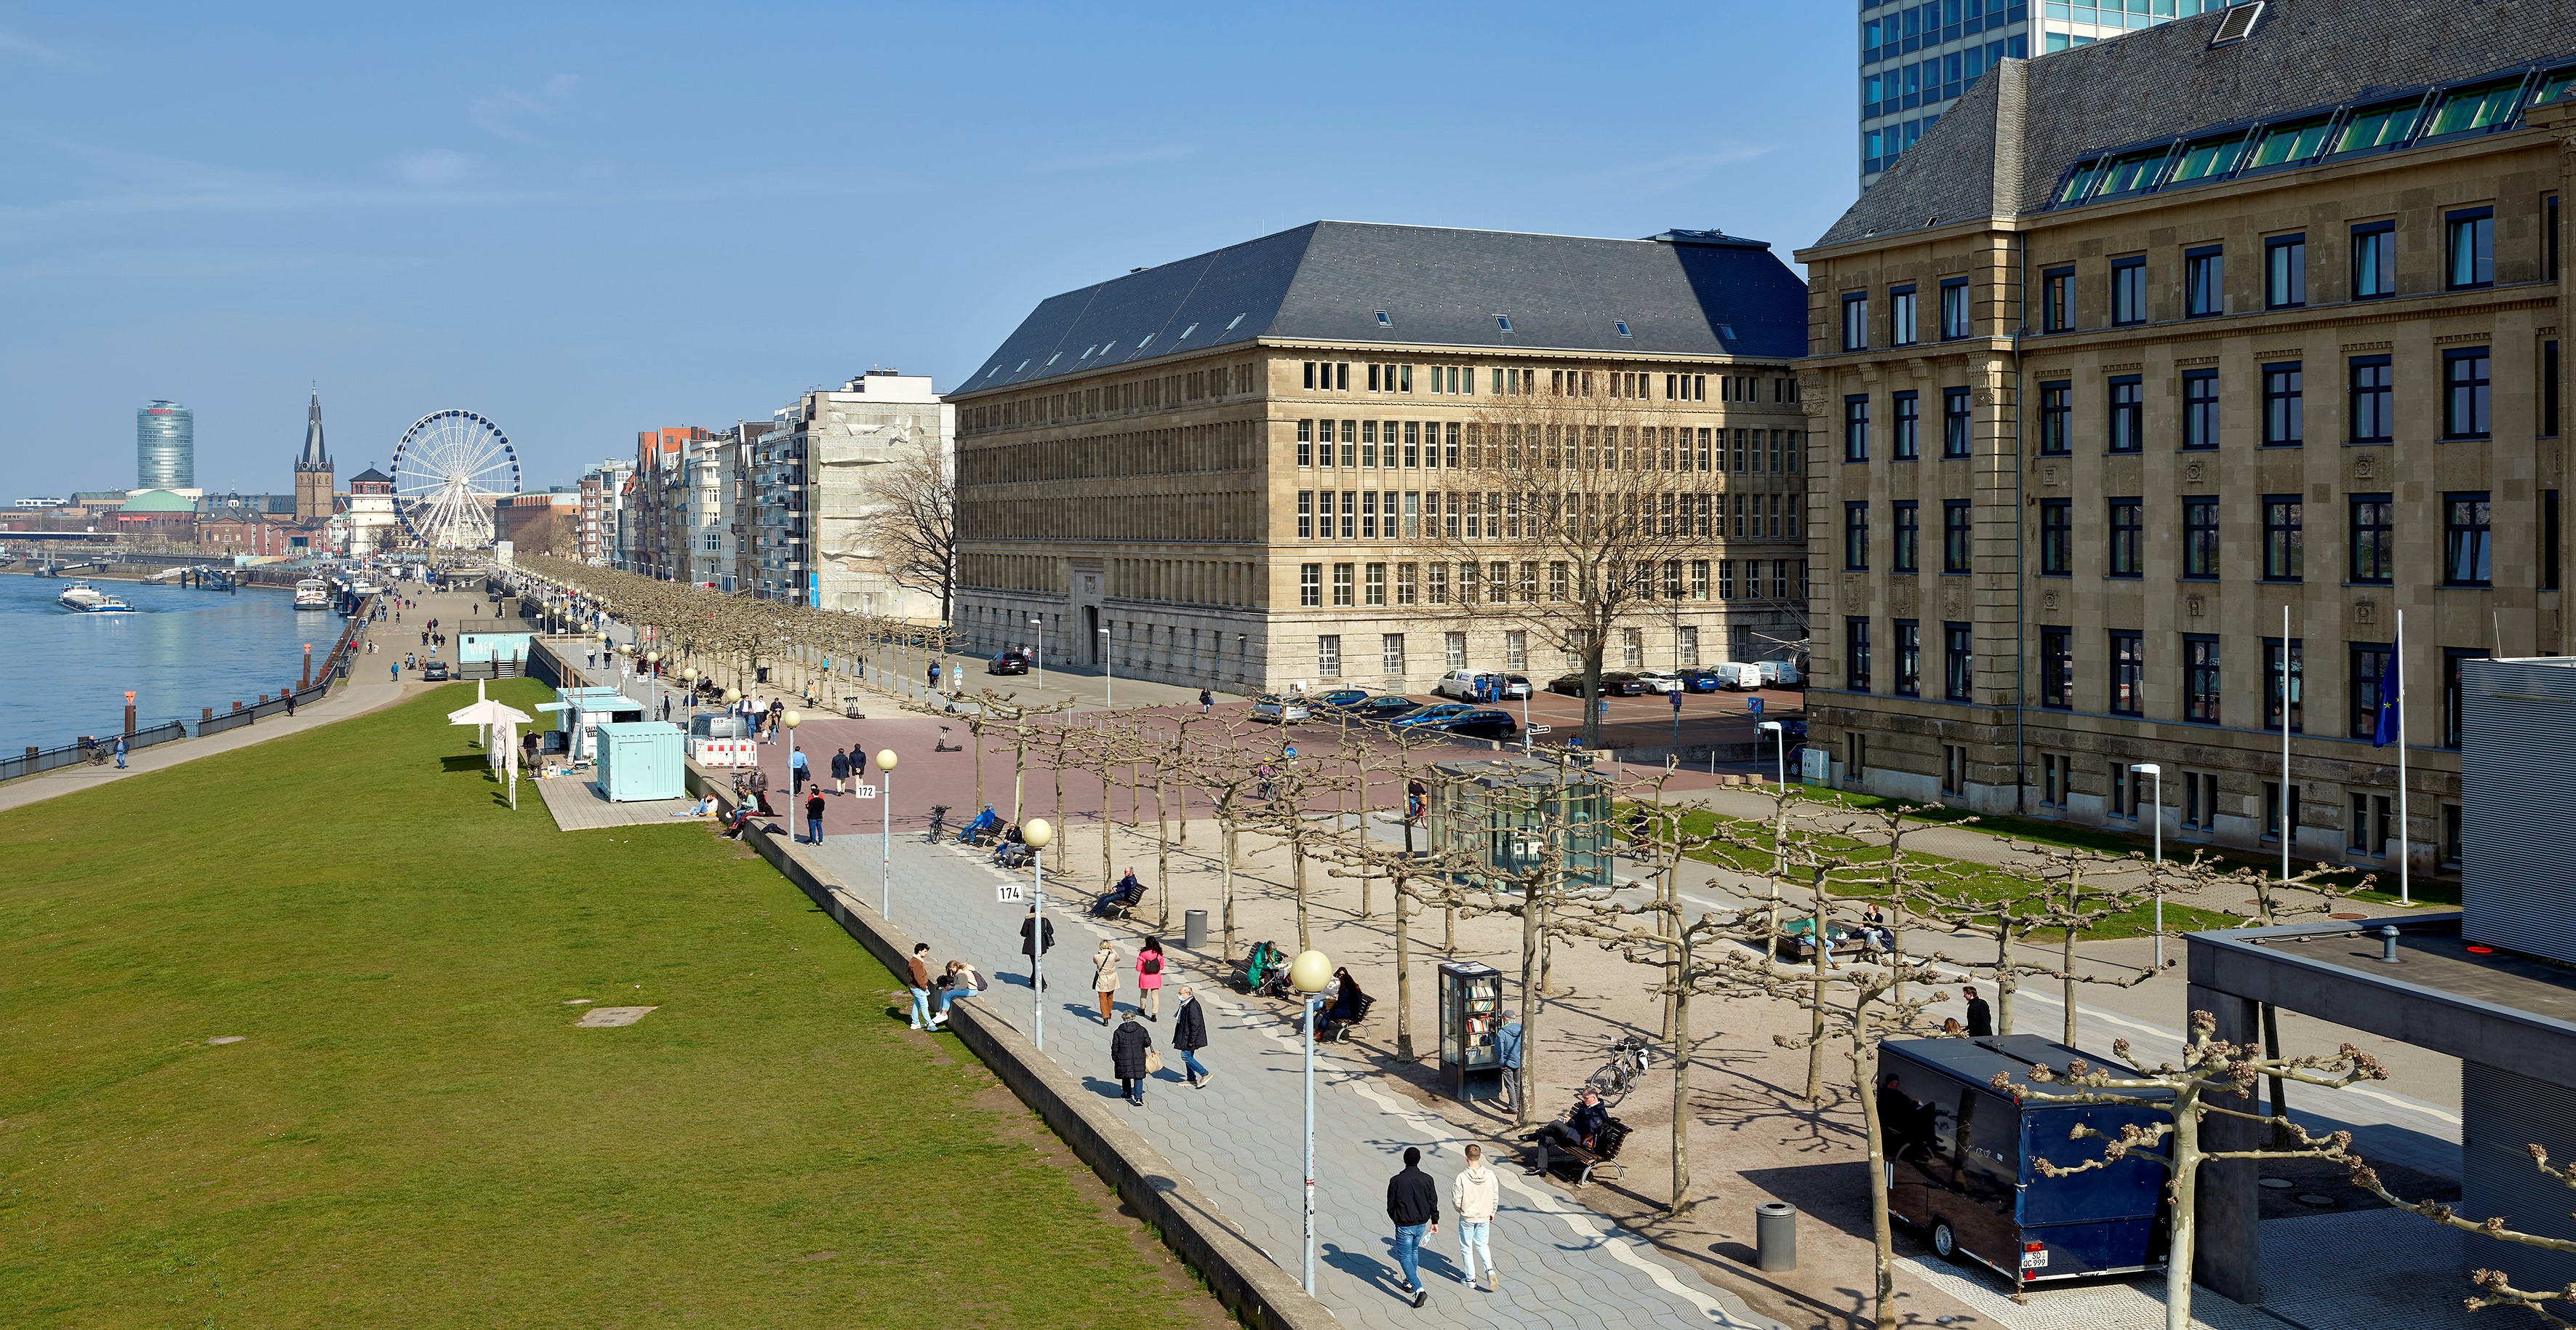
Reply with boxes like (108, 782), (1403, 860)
(754, 370), (953, 619)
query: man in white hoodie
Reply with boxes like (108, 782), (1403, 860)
(1452, 1143), (1500, 1290)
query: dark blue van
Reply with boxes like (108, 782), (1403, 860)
(1878, 1035), (2172, 1289)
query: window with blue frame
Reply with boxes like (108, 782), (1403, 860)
(2350, 356), (2393, 443)
(1847, 618), (1873, 692)
(1844, 502), (1871, 570)
(1844, 396), (1871, 461)
(2264, 362), (2303, 446)
(2038, 381), (2071, 456)
(2185, 245), (2223, 316)
(2266, 233), (2307, 308)
(2108, 376), (2143, 453)
(2181, 371), (2220, 450)
(1943, 387), (1972, 457)
(1940, 279), (1970, 339)
(2111, 257), (2147, 324)
(2351, 220), (2396, 299)
(2444, 348), (2491, 439)
(1892, 391), (1921, 460)
(1892, 501), (1920, 573)
(2041, 267), (2073, 332)
(1841, 293), (1869, 351)
(2448, 207), (2495, 289)
(1943, 500), (1972, 574)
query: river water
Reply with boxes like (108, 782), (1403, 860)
(2, 573), (332, 756)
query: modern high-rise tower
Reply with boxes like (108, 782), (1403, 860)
(1855, 0), (2255, 188)
(294, 389), (335, 523)
(137, 400), (193, 490)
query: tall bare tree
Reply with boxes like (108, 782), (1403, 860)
(852, 432), (959, 623)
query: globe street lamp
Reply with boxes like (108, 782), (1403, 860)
(1100, 626), (1112, 710)
(1029, 615), (1045, 687)
(1023, 817), (1053, 1052)
(877, 748), (898, 918)
(1288, 948), (1335, 1294)
(681, 667), (698, 717)
(2130, 762), (2165, 969)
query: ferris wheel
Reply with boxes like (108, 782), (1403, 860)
(391, 409), (520, 548)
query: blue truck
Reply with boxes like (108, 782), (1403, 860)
(1877, 1034), (2172, 1289)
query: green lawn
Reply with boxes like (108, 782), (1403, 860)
(0, 681), (1217, 1328)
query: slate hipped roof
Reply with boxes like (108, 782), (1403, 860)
(347, 466), (389, 486)
(1817, 0), (2576, 250)
(953, 220), (1807, 397)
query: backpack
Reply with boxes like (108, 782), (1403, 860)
(1142, 953), (1162, 976)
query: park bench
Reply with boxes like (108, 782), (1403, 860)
(1538, 1117), (1632, 1187)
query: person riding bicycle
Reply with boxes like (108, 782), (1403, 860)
(1526, 1089), (1609, 1177)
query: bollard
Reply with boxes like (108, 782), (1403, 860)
(2378, 925), (2401, 964)
(1756, 1201), (1798, 1272)
(1184, 909), (1208, 951)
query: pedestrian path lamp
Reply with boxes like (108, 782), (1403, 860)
(2131, 762), (2164, 969)
(1023, 817), (1052, 1052)
(1289, 948), (1335, 1294)
(877, 748), (897, 918)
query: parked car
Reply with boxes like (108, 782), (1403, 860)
(1633, 670), (1687, 694)
(1502, 674), (1533, 700)
(1758, 660), (1804, 688)
(1341, 696), (1427, 725)
(985, 653), (1028, 676)
(1704, 662), (1766, 691)
(422, 660), (450, 681)
(1249, 694), (1312, 724)
(1440, 708), (1519, 742)
(1312, 687), (1375, 710)
(1677, 668), (1727, 694)
(1548, 673), (1644, 697)
(1388, 702), (1475, 730)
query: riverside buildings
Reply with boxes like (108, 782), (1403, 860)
(1857, 0), (2255, 188)
(945, 221), (1807, 692)
(1799, 0), (2576, 870)
(752, 372), (949, 617)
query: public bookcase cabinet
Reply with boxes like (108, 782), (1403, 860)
(1438, 961), (1505, 1102)
(1878, 1034), (2172, 1290)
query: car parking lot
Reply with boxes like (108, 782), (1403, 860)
(1270, 676), (1804, 755)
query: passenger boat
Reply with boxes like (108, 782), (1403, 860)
(294, 577), (331, 610)
(57, 582), (136, 614)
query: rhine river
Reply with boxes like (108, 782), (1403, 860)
(3, 574), (329, 757)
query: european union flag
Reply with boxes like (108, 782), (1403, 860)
(2372, 649), (2401, 748)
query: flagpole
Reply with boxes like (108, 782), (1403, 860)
(2396, 609), (2411, 907)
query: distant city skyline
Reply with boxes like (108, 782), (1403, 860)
(0, 4), (1850, 498)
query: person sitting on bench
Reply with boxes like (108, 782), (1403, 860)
(1527, 1089), (1609, 1177)
(1316, 967), (1372, 1038)
(1092, 868), (1145, 917)
(988, 822), (1023, 865)
(956, 806), (999, 844)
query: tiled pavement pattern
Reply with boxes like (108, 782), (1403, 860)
(1898, 1207), (2480, 1330)
(806, 831), (1783, 1330)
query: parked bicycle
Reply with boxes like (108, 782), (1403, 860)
(1588, 1033), (1656, 1097)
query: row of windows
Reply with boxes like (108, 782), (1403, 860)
(1846, 490), (2517, 588)
(959, 419), (1261, 486)
(1298, 490), (1800, 542)
(1859, 0), (2026, 65)
(961, 363), (1257, 433)
(1295, 558), (1803, 607)
(1862, 36), (2023, 121)
(1308, 628), (1718, 678)
(1302, 360), (1793, 402)
(1297, 420), (1804, 473)
(1839, 387), (1977, 460)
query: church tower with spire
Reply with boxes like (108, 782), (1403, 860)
(293, 387), (335, 523)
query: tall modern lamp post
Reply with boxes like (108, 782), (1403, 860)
(878, 748), (898, 918)
(1030, 615), (1046, 687)
(1100, 627), (1113, 709)
(1757, 720), (1788, 877)
(1024, 817), (1053, 1051)
(2130, 762), (2165, 969)
(1288, 948), (1335, 1294)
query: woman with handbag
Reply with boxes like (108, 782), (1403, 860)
(1135, 936), (1168, 1022)
(1110, 1011), (1156, 1106)
(1091, 940), (1121, 1023)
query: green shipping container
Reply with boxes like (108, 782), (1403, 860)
(594, 720), (686, 802)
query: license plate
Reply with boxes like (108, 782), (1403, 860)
(2020, 1250), (2049, 1270)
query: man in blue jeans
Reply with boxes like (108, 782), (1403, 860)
(1386, 1145), (1439, 1307)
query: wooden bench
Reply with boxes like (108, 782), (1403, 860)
(1539, 1117), (1631, 1186)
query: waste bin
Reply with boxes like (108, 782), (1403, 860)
(1756, 1201), (1797, 1272)
(1184, 909), (1207, 950)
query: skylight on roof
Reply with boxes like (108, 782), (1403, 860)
(1376, 311), (1392, 327)
(1225, 313), (1244, 329)
(985, 366), (999, 378)
(1495, 315), (1513, 333)
(1719, 324), (1737, 340)
(1046, 353), (1061, 366)
(1015, 360), (1030, 372)
(2209, 1), (2261, 45)
(1137, 332), (1155, 348)
(1080, 345), (1096, 358)
(1101, 341), (1117, 355)
(1179, 323), (1197, 339)
(1615, 321), (1632, 338)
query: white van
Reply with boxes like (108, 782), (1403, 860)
(1758, 660), (1802, 688)
(1705, 662), (1765, 691)
(1432, 669), (1508, 700)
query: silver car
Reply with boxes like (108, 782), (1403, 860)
(1249, 694), (1312, 724)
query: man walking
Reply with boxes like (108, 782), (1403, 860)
(804, 788), (826, 846)
(1198, 686), (1213, 716)
(1452, 1143), (1499, 1290)
(1172, 985), (1212, 1088)
(1964, 985), (1994, 1038)
(830, 745), (849, 796)
(790, 746), (809, 796)
(113, 734), (127, 769)
(1496, 1014), (1522, 1110)
(1386, 1146), (1439, 1307)
(906, 942), (936, 1031)
(1019, 905), (1055, 991)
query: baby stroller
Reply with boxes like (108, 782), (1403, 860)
(1236, 940), (1291, 998)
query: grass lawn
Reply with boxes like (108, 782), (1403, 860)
(0, 681), (1223, 1328)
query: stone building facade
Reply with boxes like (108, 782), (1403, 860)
(945, 221), (1810, 692)
(1798, 0), (2576, 872)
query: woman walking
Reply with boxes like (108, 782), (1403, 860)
(1172, 985), (1212, 1088)
(1135, 936), (1168, 1021)
(1091, 940), (1121, 1023)
(1109, 1011), (1154, 1106)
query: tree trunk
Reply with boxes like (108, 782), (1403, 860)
(1669, 953), (1693, 1215)
(1855, 1013), (1896, 1330)
(1995, 928), (2017, 1035)
(1806, 877), (1828, 1103)
(1293, 825), (1311, 953)
(2062, 881), (2082, 1048)
(2164, 1086), (2203, 1330)
(1220, 821), (1239, 964)
(1516, 882), (1540, 1129)
(1660, 860), (1679, 1043)
(1154, 772), (1172, 933)
(1394, 876), (1415, 1062)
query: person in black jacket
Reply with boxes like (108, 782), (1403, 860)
(1964, 985), (1994, 1038)
(1019, 907), (1055, 991)
(1385, 1146), (1440, 1306)
(1529, 1089), (1609, 1177)
(1171, 985), (1212, 1088)
(1109, 1014), (1153, 1106)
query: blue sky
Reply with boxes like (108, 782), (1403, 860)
(0, 3), (1853, 499)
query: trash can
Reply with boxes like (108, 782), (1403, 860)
(1184, 909), (1208, 950)
(1756, 1201), (1797, 1273)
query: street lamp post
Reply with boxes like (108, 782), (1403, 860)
(1100, 627), (1112, 710)
(1030, 615), (1045, 688)
(878, 748), (897, 919)
(2130, 763), (2165, 969)
(1288, 948), (1335, 1294)
(1757, 720), (1788, 878)
(1024, 818), (1054, 1051)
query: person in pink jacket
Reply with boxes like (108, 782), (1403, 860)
(1136, 935), (1168, 1022)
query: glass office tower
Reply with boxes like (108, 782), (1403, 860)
(1857, 0), (2252, 188)
(137, 400), (194, 490)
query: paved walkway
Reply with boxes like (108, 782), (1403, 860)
(802, 830), (1780, 1330)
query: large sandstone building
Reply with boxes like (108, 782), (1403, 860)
(1799, 0), (2576, 873)
(946, 221), (1809, 693)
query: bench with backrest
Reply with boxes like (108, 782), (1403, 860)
(1537, 1116), (1631, 1186)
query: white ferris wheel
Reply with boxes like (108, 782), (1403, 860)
(391, 409), (520, 548)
